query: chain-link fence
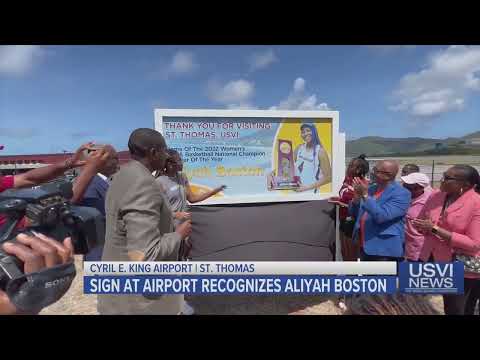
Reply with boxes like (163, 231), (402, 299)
(420, 160), (480, 188)
(347, 156), (480, 189)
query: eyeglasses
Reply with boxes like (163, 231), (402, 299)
(373, 168), (393, 176)
(441, 174), (462, 182)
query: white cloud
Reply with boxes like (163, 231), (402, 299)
(226, 103), (257, 110)
(270, 77), (330, 110)
(248, 49), (277, 72)
(293, 77), (305, 92)
(164, 50), (197, 77)
(207, 77), (328, 111)
(207, 79), (255, 109)
(0, 45), (45, 75)
(390, 45), (480, 118)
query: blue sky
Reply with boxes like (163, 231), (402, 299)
(1, 45), (480, 155)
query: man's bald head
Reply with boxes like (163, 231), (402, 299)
(379, 160), (399, 175)
(128, 128), (167, 158)
(127, 128), (169, 172)
(374, 160), (399, 185)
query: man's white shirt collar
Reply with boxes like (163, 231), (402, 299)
(97, 173), (109, 182)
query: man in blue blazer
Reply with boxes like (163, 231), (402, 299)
(349, 160), (411, 261)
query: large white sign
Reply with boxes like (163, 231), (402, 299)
(155, 109), (344, 205)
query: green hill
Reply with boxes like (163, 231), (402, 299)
(462, 131), (480, 140)
(346, 130), (480, 157)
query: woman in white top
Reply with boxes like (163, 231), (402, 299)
(294, 123), (332, 193)
(156, 149), (226, 225)
(155, 149), (226, 315)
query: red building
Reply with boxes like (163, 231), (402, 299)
(0, 150), (131, 175)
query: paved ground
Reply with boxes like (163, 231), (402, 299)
(40, 256), (445, 315)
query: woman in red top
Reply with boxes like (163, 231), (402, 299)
(331, 155), (369, 261)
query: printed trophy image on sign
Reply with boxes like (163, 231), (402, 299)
(271, 139), (301, 190)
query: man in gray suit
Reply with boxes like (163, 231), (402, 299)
(97, 128), (192, 315)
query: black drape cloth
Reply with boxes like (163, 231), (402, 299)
(188, 200), (335, 261)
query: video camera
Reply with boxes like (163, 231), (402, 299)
(0, 180), (105, 290)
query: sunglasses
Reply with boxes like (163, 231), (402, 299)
(441, 173), (463, 182)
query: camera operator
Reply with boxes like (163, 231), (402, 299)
(0, 143), (94, 314)
(0, 143), (95, 228)
(0, 233), (74, 314)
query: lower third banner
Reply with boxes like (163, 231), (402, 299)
(84, 275), (397, 295)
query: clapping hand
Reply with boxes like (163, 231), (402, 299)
(352, 177), (369, 199)
(412, 218), (434, 233)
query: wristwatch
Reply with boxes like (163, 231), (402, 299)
(362, 193), (368, 200)
(431, 225), (440, 235)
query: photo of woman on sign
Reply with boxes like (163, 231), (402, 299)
(293, 123), (331, 193)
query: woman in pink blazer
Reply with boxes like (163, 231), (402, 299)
(413, 165), (480, 315)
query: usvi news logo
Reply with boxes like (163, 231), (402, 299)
(398, 262), (464, 294)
